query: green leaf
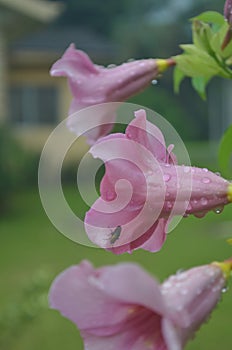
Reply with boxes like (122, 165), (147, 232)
(192, 11), (225, 26)
(191, 76), (209, 99)
(173, 66), (185, 93)
(210, 22), (232, 59)
(192, 20), (213, 53)
(218, 125), (232, 178)
(175, 46), (221, 78)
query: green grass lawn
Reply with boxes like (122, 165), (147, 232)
(0, 183), (232, 350)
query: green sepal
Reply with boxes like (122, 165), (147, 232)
(192, 11), (225, 27)
(173, 66), (186, 93)
(191, 76), (209, 100)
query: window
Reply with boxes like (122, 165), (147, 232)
(9, 85), (58, 125)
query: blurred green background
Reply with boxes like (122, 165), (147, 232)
(1, 0), (232, 349)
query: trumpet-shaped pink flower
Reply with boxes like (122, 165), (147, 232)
(85, 109), (232, 254)
(49, 259), (232, 350)
(224, 0), (232, 23)
(50, 43), (175, 144)
(222, 0), (232, 50)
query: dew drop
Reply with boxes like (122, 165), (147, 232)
(176, 273), (186, 281)
(163, 174), (171, 182)
(200, 197), (208, 206)
(151, 79), (158, 85)
(163, 281), (172, 289)
(167, 201), (172, 209)
(106, 190), (115, 201)
(107, 64), (116, 68)
(215, 172), (221, 177)
(202, 177), (211, 184)
(184, 166), (190, 173)
(213, 206), (224, 214)
(127, 58), (135, 62)
(203, 168), (208, 172)
(194, 211), (206, 218)
(222, 286), (228, 293)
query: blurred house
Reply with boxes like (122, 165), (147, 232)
(1, 0), (118, 152)
(208, 78), (232, 141)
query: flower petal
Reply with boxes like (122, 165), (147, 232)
(140, 218), (168, 252)
(161, 265), (225, 329)
(126, 109), (167, 163)
(49, 262), (134, 335)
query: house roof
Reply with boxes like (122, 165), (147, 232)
(0, 0), (63, 23)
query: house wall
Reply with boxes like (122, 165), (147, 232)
(9, 66), (69, 151)
(0, 30), (8, 122)
(9, 65), (89, 159)
(208, 78), (232, 142)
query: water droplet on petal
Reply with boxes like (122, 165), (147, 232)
(200, 197), (208, 206)
(162, 281), (172, 289)
(151, 79), (158, 85)
(203, 168), (208, 172)
(106, 190), (115, 201)
(222, 286), (228, 293)
(213, 206), (224, 214)
(202, 177), (211, 184)
(163, 174), (171, 182)
(107, 64), (116, 68)
(194, 211), (207, 218)
(184, 166), (190, 173)
(215, 172), (221, 177)
(187, 203), (192, 211)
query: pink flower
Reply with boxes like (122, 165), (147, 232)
(49, 259), (232, 350)
(222, 0), (232, 50)
(84, 109), (232, 254)
(224, 0), (232, 23)
(50, 43), (175, 144)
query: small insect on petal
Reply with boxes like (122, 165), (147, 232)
(109, 225), (122, 244)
